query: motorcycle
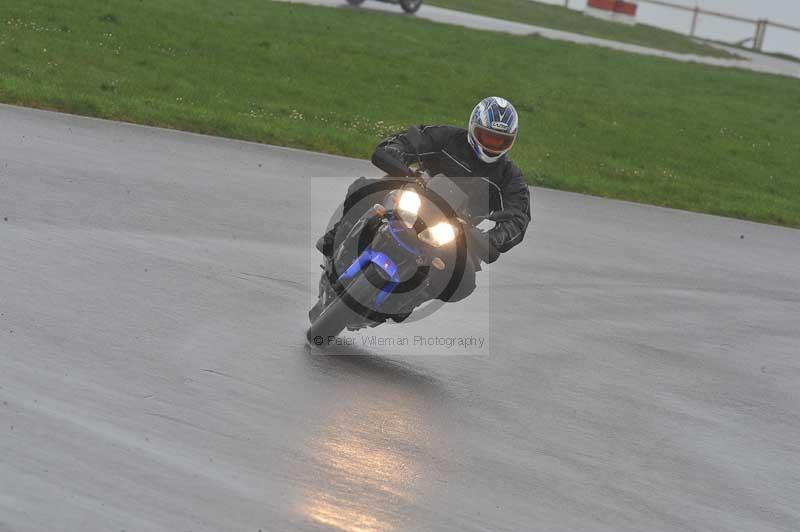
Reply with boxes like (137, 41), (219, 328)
(346, 0), (423, 15)
(307, 174), (478, 344)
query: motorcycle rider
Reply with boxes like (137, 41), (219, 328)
(316, 96), (531, 308)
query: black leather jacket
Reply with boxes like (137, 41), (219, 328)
(372, 125), (531, 262)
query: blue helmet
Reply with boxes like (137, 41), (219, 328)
(467, 96), (519, 164)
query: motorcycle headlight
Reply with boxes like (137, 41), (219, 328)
(418, 222), (456, 248)
(397, 190), (421, 216)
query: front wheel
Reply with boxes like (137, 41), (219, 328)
(399, 0), (422, 13)
(306, 272), (379, 345)
(346, 0), (366, 5)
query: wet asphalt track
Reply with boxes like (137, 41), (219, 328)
(1, 104), (799, 531)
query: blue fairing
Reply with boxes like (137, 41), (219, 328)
(387, 220), (420, 255)
(338, 249), (401, 309)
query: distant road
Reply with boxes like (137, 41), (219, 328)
(279, 0), (800, 78)
(1, 104), (799, 531)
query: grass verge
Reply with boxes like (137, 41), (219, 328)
(1, 0), (799, 226)
(426, 0), (735, 58)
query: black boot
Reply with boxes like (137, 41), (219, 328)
(316, 221), (343, 259)
(315, 233), (333, 258)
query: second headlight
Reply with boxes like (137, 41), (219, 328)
(418, 222), (456, 247)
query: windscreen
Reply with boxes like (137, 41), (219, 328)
(425, 175), (470, 215)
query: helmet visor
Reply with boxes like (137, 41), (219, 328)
(473, 125), (516, 154)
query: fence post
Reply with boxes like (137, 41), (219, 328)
(690, 5), (699, 37)
(753, 20), (761, 50)
(564, 0), (570, 7)
(753, 19), (767, 51)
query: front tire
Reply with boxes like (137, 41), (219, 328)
(399, 0), (422, 13)
(306, 272), (379, 345)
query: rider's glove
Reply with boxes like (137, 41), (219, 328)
(465, 225), (500, 264)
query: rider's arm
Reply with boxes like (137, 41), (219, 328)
(482, 163), (531, 263)
(371, 125), (443, 177)
(372, 147), (415, 178)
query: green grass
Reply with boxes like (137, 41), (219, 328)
(1, 0), (799, 226)
(426, 0), (735, 58)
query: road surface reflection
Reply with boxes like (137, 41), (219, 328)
(299, 352), (445, 531)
